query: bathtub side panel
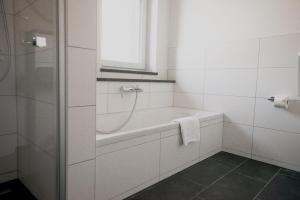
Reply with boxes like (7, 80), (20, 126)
(95, 140), (160, 200)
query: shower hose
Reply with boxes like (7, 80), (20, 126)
(98, 91), (138, 134)
(0, 0), (11, 82)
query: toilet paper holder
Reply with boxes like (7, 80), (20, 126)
(267, 96), (275, 102)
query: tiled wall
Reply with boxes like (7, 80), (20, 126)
(13, 0), (59, 199)
(168, 0), (300, 171)
(66, 0), (97, 199)
(96, 81), (174, 115)
(168, 0), (300, 170)
(0, 0), (17, 183)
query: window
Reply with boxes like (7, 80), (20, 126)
(101, 0), (147, 70)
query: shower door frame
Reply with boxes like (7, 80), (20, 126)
(57, 0), (66, 199)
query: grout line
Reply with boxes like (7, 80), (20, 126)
(68, 158), (95, 167)
(250, 39), (261, 159)
(190, 159), (249, 200)
(252, 168), (281, 200)
(67, 45), (96, 51)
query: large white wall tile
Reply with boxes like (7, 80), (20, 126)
(253, 127), (300, 167)
(107, 93), (149, 113)
(68, 106), (96, 164)
(96, 82), (108, 94)
(67, 47), (96, 107)
(223, 122), (253, 155)
(259, 34), (300, 68)
(173, 93), (203, 109)
(0, 134), (17, 174)
(0, 96), (16, 135)
(254, 98), (300, 133)
(205, 69), (257, 97)
(168, 47), (205, 68)
(149, 92), (173, 108)
(96, 94), (107, 114)
(206, 39), (259, 68)
(108, 82), (150, 94)
(168, 69), (205, 93)
(256, 68), (298, 98)
(204, 95), (255, 125)
(67, 0), (97, 49)
(68, 160), (95, 200)
(150, 83), (174, 93)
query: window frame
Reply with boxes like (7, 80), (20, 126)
(100, 0), (148, 70)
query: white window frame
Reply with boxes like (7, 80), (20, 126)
(100, 0), (148, 70)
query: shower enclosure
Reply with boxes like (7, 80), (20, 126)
(0, 0), (65, 199)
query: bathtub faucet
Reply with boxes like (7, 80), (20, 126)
(120, 86), (143, 97)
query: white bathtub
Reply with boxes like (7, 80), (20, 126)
(95, 107), (223, 200)
(96, 107), (222, 146)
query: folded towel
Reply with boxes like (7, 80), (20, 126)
(173, 117), (200, 146)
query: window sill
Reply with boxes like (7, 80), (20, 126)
(97, 78), (175, 83)
(100, 68), (159, 76)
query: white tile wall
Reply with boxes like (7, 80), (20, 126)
(253, 127), (300, 167)
(206, 39), (259, 68)
(223, 122), (253, 155)
(204, 95), (255, 125)
(259, 34), (300, 68)
(168, 69), (205, 94)
(254, 98), (300, 133)
(96, 81), (174, 119)
(173, 93), (203, 109)
(67, 0), (97, 49)
(256, 68), (298, 98)
(205, 69), (257, 97)
(168, 8), (300, 171)
(68, 160), (95, 200)
(168, 47), (205, 68)
(67, 47), (96, 107)
(68, 106), (96, 164)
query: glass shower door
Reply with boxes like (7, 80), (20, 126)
(14, 0), (64, 199)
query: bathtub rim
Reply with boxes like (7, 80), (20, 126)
(96, 109), (223, 147)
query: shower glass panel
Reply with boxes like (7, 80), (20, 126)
(9, 0), (63, 199)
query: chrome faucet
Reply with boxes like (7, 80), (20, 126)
(120, 86), (143, 97)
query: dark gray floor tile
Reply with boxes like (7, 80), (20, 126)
(199, 172), (265, 200)
(234, 159), (280, 182)
(210, 151), (247, 167)
(0, 180), (36, 200)
(279, 168), (300, 180)
(180, 158), (232, 186)
(258, 174), (300, 200)
(128, 175), (203, 200)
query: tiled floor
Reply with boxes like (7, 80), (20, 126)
(127, 152), (300, 200)
(0, 179), (36, 200)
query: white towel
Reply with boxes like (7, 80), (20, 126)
(173, 117), (200, 146)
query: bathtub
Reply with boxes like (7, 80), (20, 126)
(95, 107), (223, 200)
